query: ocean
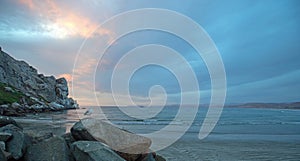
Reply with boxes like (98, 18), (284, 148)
(13, 106), (300, 160)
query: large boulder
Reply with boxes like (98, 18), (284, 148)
(27, 131), (54, 144)
(0, 150), (12, 161)
(71, 119), (152, 161)
(70, 141), (125, 161)
(71, 118), (151, 154)
(0, 124), (29, 160)
(61, 133), (76, 148)
(0, 150), (7, 161)
(0, 141), (5, 151)
(154, 155), (166, 161)
(0, 116), (22, 129)
(141, 153), (156, 161)
(70, 120), (97, 141)
(0, 132), (12, 142)
(24, 136), (71, 161)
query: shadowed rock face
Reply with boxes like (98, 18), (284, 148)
(0, 50), (56, 102)
(0, 124), (30, 160)
(0, 47), (78, 112)
(71, 141), (126, 161)
(24, 136), (70, 161)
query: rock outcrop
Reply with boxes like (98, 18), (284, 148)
(71, 118), (152, 154)
(0, 47), (78, 115)
(0, 116), (166, 161)
(71, 118), (155, 161)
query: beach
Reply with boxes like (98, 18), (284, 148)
(12, 107), (300, 160)
(159, 139), (300, 161)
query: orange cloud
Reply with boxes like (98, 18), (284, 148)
(19, 0), (114, 39)
(18, 0), (116, 105)
(73, 58), (98, 76)
(57, 73), (72, 83)
(19, 0), (35, 9)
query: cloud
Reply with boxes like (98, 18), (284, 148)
(18, 0), (114, 39)
(1, 0), (299, 106)
(57, 73), (72, 82)
(226, 69), (300, 103)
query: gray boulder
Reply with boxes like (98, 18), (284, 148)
(61, 133), (76, 148)
(71, 118), (151, 154)
(71, 120), (96, 141)
(71, 141), (125, 161)
(28, 131), (54, 144)
(0, 132), (12, 142)
(0, 116), (22, 129)
(154, 154), (166, 161)
(24, 136), (71, 161)
(0, 150), (7, 161)
(141, 153), (156, 161)
(0, 124), (29, 160)
(0, 141), (5, 151)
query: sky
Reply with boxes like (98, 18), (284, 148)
(0, 0), (299, 106)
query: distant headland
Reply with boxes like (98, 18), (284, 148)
(226, 102), (300, 110)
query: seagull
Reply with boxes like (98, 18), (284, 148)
(84, 108), (93, 115)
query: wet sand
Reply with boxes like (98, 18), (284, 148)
(159, 139), (300, 161)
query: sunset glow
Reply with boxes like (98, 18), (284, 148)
(1, 0), (299, 106)
(19, 0), (113, 39)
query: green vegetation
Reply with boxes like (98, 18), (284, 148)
(0, 82), (24, 104)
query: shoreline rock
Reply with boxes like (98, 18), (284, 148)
(71, 141), (126, 161)
(0, 124), (30, 160)
(71, 118), (155, 161)
(24, 136), (71, 161)
(71, 118), (152, 154)
(0, 117), (166, 161)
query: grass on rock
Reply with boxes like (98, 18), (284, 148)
(0, 82), (24, 104)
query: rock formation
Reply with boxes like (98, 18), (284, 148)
(0, 116), (166, 161)
(71, 118), (152, 155)
(0, 47), (78, 115)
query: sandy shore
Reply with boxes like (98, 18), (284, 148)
(158, 139), (300, 161)
(12, 109), (300, 161)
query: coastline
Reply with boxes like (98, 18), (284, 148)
(1, 115), (165, 161)
(8, 106), (300, 160)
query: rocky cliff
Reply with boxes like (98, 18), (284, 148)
(0, 47), (78, 116)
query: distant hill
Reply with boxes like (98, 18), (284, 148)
(228, 102), (300, 109)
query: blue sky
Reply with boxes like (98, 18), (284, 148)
(0, 0), (299, 105)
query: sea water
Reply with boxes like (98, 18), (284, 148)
(77, 106), (300, 142)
